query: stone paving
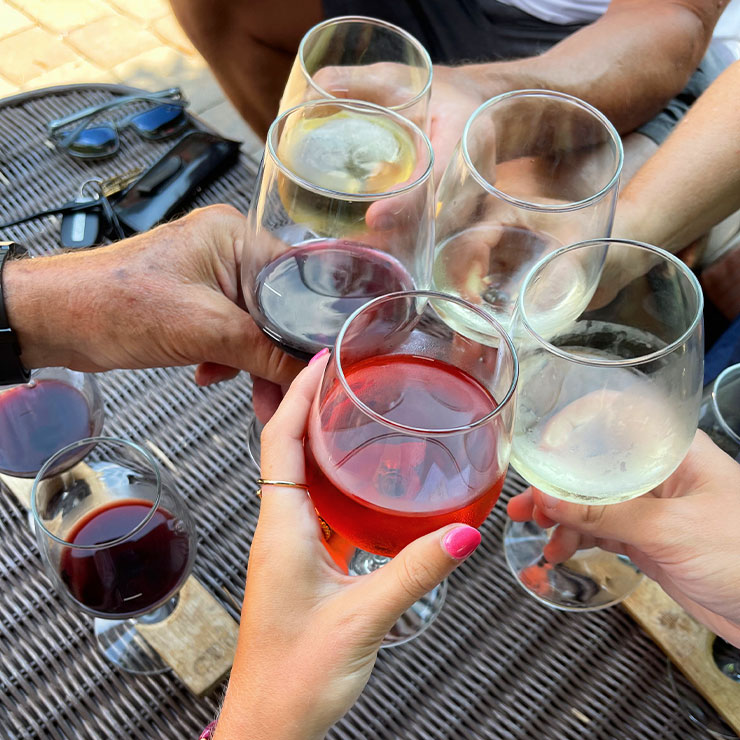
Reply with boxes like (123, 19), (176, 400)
(1, 0), (263, 157)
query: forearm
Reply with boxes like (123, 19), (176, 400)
(614, 60), (740, 252)
(461, 0), (719, 133)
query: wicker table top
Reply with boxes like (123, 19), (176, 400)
(0, 84), (713, 740)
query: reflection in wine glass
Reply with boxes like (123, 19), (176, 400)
(306, 291), (518, 645)
(433, 89), (623, 333)
(280, 15), (432, 130)
(699, 363), (740, 460)
(0, 367), (104, 478)
(32, 437), (196, 674)
(504, 239), (704, 611)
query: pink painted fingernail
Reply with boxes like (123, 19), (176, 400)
(443, 525), (481, 560)
(309, 348), (330, 365)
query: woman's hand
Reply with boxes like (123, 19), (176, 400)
(215, 352), (482, 740)
(508, 431), (740, 648)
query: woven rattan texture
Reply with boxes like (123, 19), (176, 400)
(0, 85), (714, 740)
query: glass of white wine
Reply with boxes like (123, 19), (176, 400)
(280, 15), (432, 130)
(504, 238), (704, 610)
(432, 90), (623, 335)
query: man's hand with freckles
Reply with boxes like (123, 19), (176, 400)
(3, 205), (303, 387)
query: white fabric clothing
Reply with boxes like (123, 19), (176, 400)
(496, 0), (609, 25)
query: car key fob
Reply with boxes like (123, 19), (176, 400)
(60, 195), (101, 248)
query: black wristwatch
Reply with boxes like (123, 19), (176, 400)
(0, 241), (30, 385)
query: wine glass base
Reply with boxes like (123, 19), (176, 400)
(503, 519), (643, 611)
(93, 598), (178, 675)
(348, 549), (447, 647)
(380, 579), (448, 648)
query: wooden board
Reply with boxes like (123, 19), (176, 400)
(1, 469), (239, 696)
(623, 577), (740, 735)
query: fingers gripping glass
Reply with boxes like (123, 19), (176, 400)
(47, 88), (189, 159)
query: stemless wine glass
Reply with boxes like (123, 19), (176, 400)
(243, 98), (434, 464)
(699, 363), (740, 460)
(0, 367), (104, 478)
(32, 437), (196, 674)
(504, 239), (704, 610)
(305, 290), (518, 645)
(433, 89), (623, 332)
(280, 15), (433, 130)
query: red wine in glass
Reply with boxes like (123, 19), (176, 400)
(0, 379), (94, 477)
(306, 354), (505, 556)
(59, 498), (190, 617)
(254, 239), (415, 361)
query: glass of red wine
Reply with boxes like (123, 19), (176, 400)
(0, 367), (104, 478)
(32, 436), (196, 674)
(305, 290), (518, 645)
(243, 98), (434, 464)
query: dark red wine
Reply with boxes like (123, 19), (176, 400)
(306, 354), (506, 556)
(59, 499), (190, 617)
(254, 239), (414, 361)
(0, 379), (93, 477)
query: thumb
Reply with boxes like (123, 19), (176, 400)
(358, 524), (481, 634)
(532, 489), (672, 550)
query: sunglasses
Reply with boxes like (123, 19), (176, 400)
(47, 88), (190, 159)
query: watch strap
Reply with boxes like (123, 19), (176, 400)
(0, 242), (30, 384)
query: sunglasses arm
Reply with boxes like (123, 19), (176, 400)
(47, 88), (183, 134)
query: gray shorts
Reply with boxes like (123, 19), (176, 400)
(323, 0), (725, 144)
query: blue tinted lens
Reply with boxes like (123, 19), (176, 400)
(132, 104), (187, 139)
(62, 126), (118, 157)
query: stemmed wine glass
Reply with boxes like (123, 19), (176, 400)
(504, 239), (704, 610)
(32, 436), (197, 674)
(432, 89), (623, 332)
(699, 363), (740, 460)
(0, 367), (104, 478)
(243, 98), (434, 463)
(280, 15), (433, 130)
(305, 290), (518, 645)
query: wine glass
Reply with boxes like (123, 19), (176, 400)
(699, 363), (740, 460)
(305, 290), (518, 645)
(243, 98), (434, 464)
(32, 436), (196, 674)
(0, 367), (104, 478)
(432, 89), (623, 332)
(504, 239), (704, 610)
(280, 15), (432, 130)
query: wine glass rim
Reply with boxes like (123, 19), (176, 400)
(711, 363), (740, 445)
(298, 15), (434, 112)
(333, 289), (519, 436)
(461, 89), (624, 213)
(31, 435), (163, 550)
(518, 238), (704, 367)
(266, 98), (434, 201)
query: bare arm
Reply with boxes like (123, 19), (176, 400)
(613, 60), (740, 252)
(461, 0), (725, 133)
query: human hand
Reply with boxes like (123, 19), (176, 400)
(5, 205), (303, 386)
(507, 431), (740, 648)
(215, 353), (482, 740)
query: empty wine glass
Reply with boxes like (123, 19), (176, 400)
(0, 367), (104, 478)
(32, 437), (196, 674)
(280, 15), (432, 130)
(504, 239), (704, 610)
(699, 363), (740, 460)
(243, 98), (434, 464)
(433, 89), (623, 332)
(305, 290), (518, 645)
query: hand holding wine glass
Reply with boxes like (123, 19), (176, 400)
(214, 356), (481, 740)
(508, 431), (740, 649)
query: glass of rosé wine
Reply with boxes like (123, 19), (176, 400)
(305, 290), (518, 645)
